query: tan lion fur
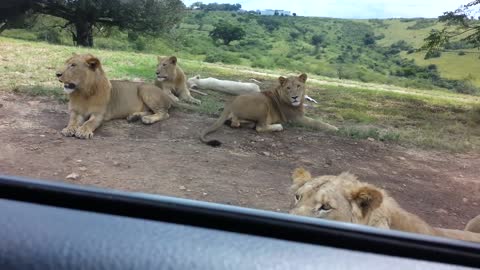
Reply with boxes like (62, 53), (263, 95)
(465, 215), (480, 233)
(155, 56), (201, 105)
(199, 74), (338, 147)
(289, 168), (480, 243)
(57, 53), (181, 139)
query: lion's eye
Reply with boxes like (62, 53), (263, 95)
(162, 63), (167, 67)
(297, 85), (300, 88)
(295, 194), (302, 201)
(318, 204), (332, 212)
(287, 87), (291, 90)
(70, 63), (76, 68)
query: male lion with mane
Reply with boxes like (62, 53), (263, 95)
(200, 74), (338, 147)
(289, 168), (480, 243)
(56, 53), (185, 139)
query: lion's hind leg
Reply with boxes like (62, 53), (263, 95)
(256, 124), (283, 132)
(141, 110), (169, 125)
(127, 112), (151, 123)
(138, 85), (172, 125)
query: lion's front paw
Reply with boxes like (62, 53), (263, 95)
(61, 126), (77, 137)
(75, 127), (94, 139)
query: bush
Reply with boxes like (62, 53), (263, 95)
(204, 51), (241, 64)
(424, 50), (441, 59)
(94, 38), (130, 51)
(36, 28), (62, 44)
(458, 51), (466, 56)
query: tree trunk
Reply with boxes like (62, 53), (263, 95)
(0, 21), (8, 34)
(74, 21), (93, 47)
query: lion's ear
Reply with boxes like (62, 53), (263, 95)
(292, 167), (312, 187)
(157, 56), (163, 63)
(86, 56), (101, 70)
(278, 76), (287, 86)
(350, 186), (383, 217)
(169, 56), (177, 65)
(299, 73), (307, 83)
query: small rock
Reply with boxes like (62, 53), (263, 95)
(179, 186), (186, 190)
(187, 189), (192, 192)
(76, 159), (82, 163)
(262, 151), (271, 157)
(398, 156), (406, 161)
(297, 136), (303, 141)
(463, 198), (468, 203)
(0, 103), (3, 108)
(435, 209), (448, 215)
(66, 173), (80, 180)
(367, 137), (375, 142)
(113, 161), (120, 167)
(276, 209), (281, 212)
(27, 101), (39, 106)
(79, 166), (87, 172)
(202, 192), (208, 196)
(392, 171), (398, 175)
(325, 158), (333, 166)
(39, 134), (46, 138)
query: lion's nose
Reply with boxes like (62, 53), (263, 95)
(156, 71), (160, 75)
(56, 72), (62, 78)
(292, 96), (299, 100)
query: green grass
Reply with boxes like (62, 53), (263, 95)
(4, 13), (479, 92)
(1, 37), (480, 152)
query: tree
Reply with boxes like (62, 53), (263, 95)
(363, 33), (376, 46)
(2, 0), (185, 47)
(311, 34), (325, 54)
(293, 13), (297, 17)
(209, 21), (245, 45)
(422, 1), (480, 54)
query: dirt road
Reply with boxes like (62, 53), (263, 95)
(1, 92), (479, 229)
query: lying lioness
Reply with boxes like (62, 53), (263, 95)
(187, 75), (261, 95)
(289, 168), (480, 243)
(200, 73), (338, 147)
(56, 53), (185, 139)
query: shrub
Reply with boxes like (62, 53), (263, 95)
(424, 50), (441, 59)
(204, 51), (241, 64)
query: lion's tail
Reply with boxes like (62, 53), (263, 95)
(199, 103), (232, 147)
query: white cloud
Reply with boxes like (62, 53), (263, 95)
(182, 0), (472, 18)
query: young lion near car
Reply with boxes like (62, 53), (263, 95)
(289, 168), (480, 243)
(199, 73), (338, 147)
(56, 53), (184, 139)
(155, 56), (201, 105)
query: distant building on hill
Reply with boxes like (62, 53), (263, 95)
(257, 9), (292, 16)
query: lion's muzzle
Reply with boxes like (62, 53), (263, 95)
(63, 83), (76, 94)
(291, 96), (301, 106)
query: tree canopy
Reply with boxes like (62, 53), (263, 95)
(209, 21), (246, 45)
(189, 2), (241, 11)
(1, 0), (186, 47)
(422, 1), (480, 53)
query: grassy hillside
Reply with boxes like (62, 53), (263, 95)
(2, 12), (479, 94)
(1, 37), (480, 152)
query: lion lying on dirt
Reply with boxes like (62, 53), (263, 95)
(187, 75), (261, 95)
(289, 168), (480, 243)
(199, 74), (338, 147)
(56, 53), (186, 139)
(155, 56), (201, 105)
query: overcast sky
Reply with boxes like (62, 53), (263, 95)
(182, 0), (471, 19)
